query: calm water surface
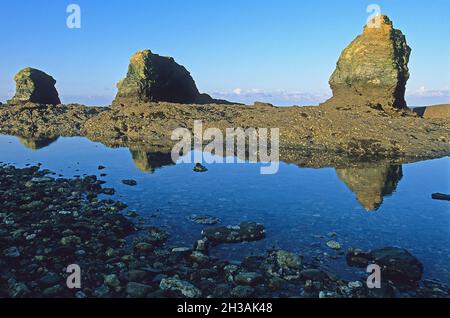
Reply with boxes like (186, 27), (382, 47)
(0, 135), (448, 284)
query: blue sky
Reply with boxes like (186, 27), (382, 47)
(0, 0), (449, 106)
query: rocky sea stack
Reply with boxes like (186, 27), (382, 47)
(8, 67), (61, 106)
(113, 50), (216, 106)
(322, 15), (411, 110)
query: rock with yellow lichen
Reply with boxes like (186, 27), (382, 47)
(8, 67), (61, 106)
(322, 15), (411, 110)
(113, 50), (217, 106)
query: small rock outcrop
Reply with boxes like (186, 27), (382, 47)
(322, 15), (411, 110)
(113, 50), (215, 106)
(201, 222), (266, 243)
(413, 104), (450, 119)
(8, 67), (61, 105)
(346, 247), (423, 289)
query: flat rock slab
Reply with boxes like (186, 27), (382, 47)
(432, 193), (450, 201)
(346, 246), (423, 289)
(202, 221), (265, 243)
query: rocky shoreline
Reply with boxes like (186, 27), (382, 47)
(1, 164), (449, 298)
(0, 101), (448, 169)
(0, 15), (448, 167)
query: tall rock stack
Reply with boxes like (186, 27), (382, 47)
(113, 50), (215, 106)
(8, 67), (61, 106)
(322, 15), (411, 110)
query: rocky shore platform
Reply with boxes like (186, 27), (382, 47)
(1, 16), (448, 167)
(1, 164), (449, 298)
(0, 101), (448, 168)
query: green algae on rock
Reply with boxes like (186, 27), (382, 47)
(8, 67), (61, 106)
(113, 50), (215, 106)
(323, 15), (411, 110)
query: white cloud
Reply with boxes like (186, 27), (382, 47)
(211, 88), (331, 106)
(407, 86), (450, 98)
(406, 86), (450, 106)
(232, 88), (242, 95)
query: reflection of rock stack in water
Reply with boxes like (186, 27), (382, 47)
(130, 149), (174, 173)
(18, 136), (59, 150)
(336, 164), (403, 211)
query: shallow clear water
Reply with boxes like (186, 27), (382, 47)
(0, 135), (449, 284)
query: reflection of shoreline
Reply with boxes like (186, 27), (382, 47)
(11, 133), (406, 210)
(336, 165), (403, 211)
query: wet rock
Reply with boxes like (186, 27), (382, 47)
(147, 226), (168, 244)
(159, 277), (202, 298)
(127, 270), (147, 282)
(201, 222), (265, 243)
(262, 250), (302, 281)
(193, 163), (208, 173)
(212, 283), (232, 298)
(127, 210), (139, 217)
(234, 272), (264, 286)
(93, 285), (111, 298)
(38, 272), (61, 288)
(190, 251), (210, 264)
(8, 67), (61, 105)
(300, 269), (327, 282)
(113, 50), (215, 106)
(348, 281), (363, 289)
(3, 246), (20, 258)
(101, 188), (115, 195)
(126, 282), (152, 298)
(326, 240), (342, 250)
(346, 248), (372, 267)
(75, 291), (87, 298)
(231, 285), (255, 298)
(193, 238), (209, 254)
(275, 250), (302, 270)
(122, 179), (137, 186)
(432, 193), (450, 201)
(60, 235), (81, 246)
(0, 165), (137, 298)
(188, 214), (219, 225)
(322, 15), (411, 110)
(319, 291), (339, 298)
(42, 284), (64, 297)
(347, 246), (423, 289)
(134, 242), (155, 253)
(370, 247), (423, 289)
(171, 247), (191, 254)
(9, 282), (31, 298)
(104, 274), (121, 288)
